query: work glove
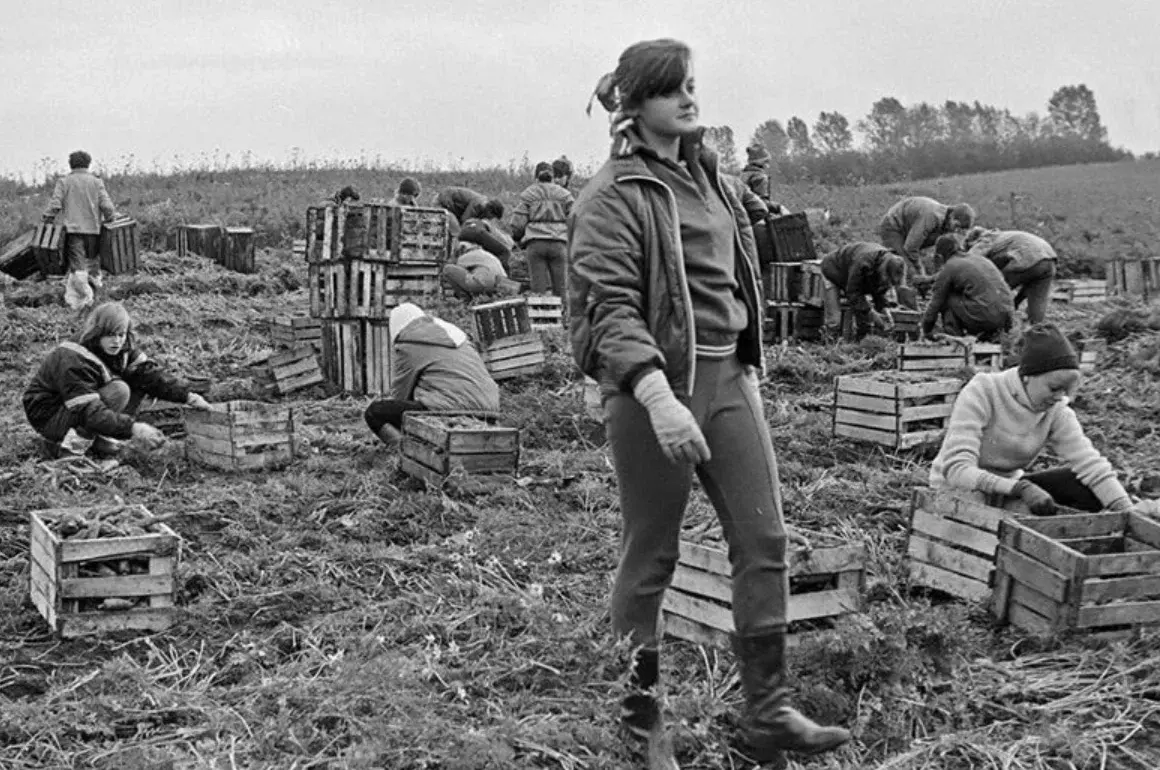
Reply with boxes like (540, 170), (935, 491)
(186, 393), (212, 411)
(1013, 479), (1056, 516)
(130, 422), (167, 452)
(870, 310), (893, 331)
(633, 369), (711, 466)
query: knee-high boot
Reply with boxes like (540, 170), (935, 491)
(731, 630), (851, 765)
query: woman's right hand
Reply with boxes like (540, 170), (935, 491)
(1014, 480), (1056, 516)
(633, 370), (711, 465)
(130, 422), (167, 451)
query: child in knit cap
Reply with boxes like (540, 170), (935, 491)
(391, 178), (422, 206)
(931, 323), (1149, 516)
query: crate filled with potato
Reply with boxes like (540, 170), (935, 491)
(400, 411), (520, 486)
(28, 504), (180, 638)
(185, 400), (297, 471)
(833, 370), (963, 450)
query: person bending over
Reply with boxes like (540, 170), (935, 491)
(821, 242), (907, 339)
(922, 235), (1014, 343)
(878, 195), (975, 281)
(965, 227), (1057, 326)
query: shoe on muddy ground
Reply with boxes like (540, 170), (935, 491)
(90, 435), (124, 459)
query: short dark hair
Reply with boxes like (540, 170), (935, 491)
(534, 162), (553, 182)
(483, 199), (505, 219)
(69, 150), (92, 169)
(614, 39), (692, 112)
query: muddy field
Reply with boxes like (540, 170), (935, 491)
(2, 170), (1160, 768)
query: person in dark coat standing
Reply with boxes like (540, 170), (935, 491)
(922, 235), (1015, 342)
(821, 242), (906, 338)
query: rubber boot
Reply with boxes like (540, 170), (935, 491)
(732, 630), (850, 764)
(621, 648), (679, 770)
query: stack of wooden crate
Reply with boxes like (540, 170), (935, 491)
(761, 215), (823, 344)
(1106, 257), (1160, 301)
(176, 224), (255, 274)
(304, 202), (450, 395)
(832, 371), (963, 450)
(473, 298), (546, 380)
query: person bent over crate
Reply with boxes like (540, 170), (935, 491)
(930, 323), (1150, 517)
(458, 199), (514, 271)
(511, 161), (574, 298)
(922, 235), (1014, 343)
(23, 301), (212, 460)
(574, 38), (850, 768)
(820, 242), (906, 339)
(878, 196), (975, 283)
(443, 247), (517, 297)
(364, 303), (499, 447)
(42, 150), (119, 306)
(965, 227), (1058, 326)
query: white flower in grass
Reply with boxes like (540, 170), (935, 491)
(527, 583), (544, 599)
(547, 550), (563, 566)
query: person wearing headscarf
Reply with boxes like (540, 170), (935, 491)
(922, 235), (1015, 342)
(511, 161), (575, 297)
(878, 196), (975, 280)
(571, 37), (849, 768)
(363, 303), (499, 447)
(965, 227), (1057, 326)
(932, 323), (1148, 516)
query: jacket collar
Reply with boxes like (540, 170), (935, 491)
(608, 124), (718, 182)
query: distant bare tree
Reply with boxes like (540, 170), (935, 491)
(703, 125), (740, 173)
(786, 117), (815, 156)
(813, 112), (853, 154)
(752, 119), (790, 159)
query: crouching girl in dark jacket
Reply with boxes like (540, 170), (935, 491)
(23, 301), (212, 458)
(570, 38), (849, 768)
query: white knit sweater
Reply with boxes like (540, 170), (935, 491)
(930, 368), (1128, 507)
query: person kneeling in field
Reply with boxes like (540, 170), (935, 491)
(363, 303), (499, 447)
(922, 235), (1014, 343)
(23, 301), (212, 459)
(820, 242), (907, 339)
(457, 199), (514, 271)
(965, 227), (1057, 326)
(442, 245), (516, 297)
(931, 323), (1149, 516)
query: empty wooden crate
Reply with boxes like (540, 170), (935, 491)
(765, 302), (823, 343)
(764, 262), (802, 303)
(310, 261), (440, 318)
(268, 315), (322, 350)
(186, 400), (296, 471)
(993, 512), (1160, 637)
(767, 212), (818, 263)
(473, 298), (545, 380)
(33, 222), (66, 276)
(391, 206), (451, 264)
(399, 412), (520, 486)
(833, 372), (962, 450)
(526, 294), (564, 331)
(99, 217), (140, 275)
(267, 345), (324, 395)
(221, 227), (256, 273)
(320, 319), (391, 395)
(1051, 279), (1106, 304)
(28, 505), (180, 637)
(176, 224), (224, 261)
(305, 203), (450, 264)
(663, 536), (866, 649)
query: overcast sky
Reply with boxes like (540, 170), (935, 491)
(2, 0), (1157, 180)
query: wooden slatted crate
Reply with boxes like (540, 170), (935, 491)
(399, 411), (520, 486)
(33, 222), (66, 276)
(309, 261), (440, 319)
(99, 217), (140, 275)
(268, 315), (322, 350)
(28, 506), (180, 638)
(221, 227), (256, 273)
(662, 536), (866, 650)
(767, 212), (818, 263)
(319, 319), (391, 396)
(1051, 279), (1106, 304)
(526, 294), (563, 331)
(135, 398), (187, 437)
(898, 342), (971, 372)
(473, 297), (532, 345)
(305, 202), (392, 263)
(764, 302), (823, 343)
(971, 342), (1004, 371)
(1076, 337), (1106, 373)
(798, 259), (825, 307)
(908, 488), (1028, 602)
(391, 206), (451, 264)
(268, 345), (324, 395)
(185, 400), (296, 471)
(889, 309), (921, 341)
(1, 230), (40, 280)
(481, 332), (546, 380)
(176, 224), (224, 262)
(833, 372), (962, 450)
(993, 512), (1160, 638)
(763, 262), (801, 303)
(1106, 258), (1160, 300)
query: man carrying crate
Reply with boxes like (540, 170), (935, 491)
(42, 150), (119, 308)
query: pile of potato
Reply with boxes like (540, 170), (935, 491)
(44, 504), (172, 540)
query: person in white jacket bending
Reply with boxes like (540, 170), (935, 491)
(931, 323), (1147, 516)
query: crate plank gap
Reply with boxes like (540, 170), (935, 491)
(310, 261), (440, 319)
(221, 227), (256, 273)
(908, 487), (1034, 602)
(320, 319), (391, 396)
(34, 222), (67, 276)
(473, 298), (546, 380)
(268, 345), (324, 395)
(99, 217), (140, 275)
(306, 203), (450, 264)
(1106, 258), (1160, 300)
(29, 506), (180, 638)
(763, 262), (802, 303)
(765, 302), (823, 343)
(526, 294), (564, 331)
(176, 224), (224, 262)
(268, 315), (322, 350)
(391, 206), (452, 264)
(833, 371), (962, 450)
(1051, 279), (1106, 304)
(993, 511), (1160, 639)
(663, 537), (866, 650)
(399, 411), (520, 487)
(186, 400), (297, 471)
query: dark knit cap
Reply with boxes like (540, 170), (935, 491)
(534, 161), (553, 180)
(398, 177), (421, 196)
(552, 157), (573, 177)
(1019, 323), (1079, 376)
(934, 234), (960, 261)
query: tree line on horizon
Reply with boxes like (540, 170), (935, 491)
(703, 84), (1132, 186)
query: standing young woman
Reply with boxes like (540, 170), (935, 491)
(569, 39), (850, 768)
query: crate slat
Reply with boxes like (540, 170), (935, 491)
(186, 400), (296, 472)
(400, 412), (520, 484)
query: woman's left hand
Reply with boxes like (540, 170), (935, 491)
(186, 393), (212, 411)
